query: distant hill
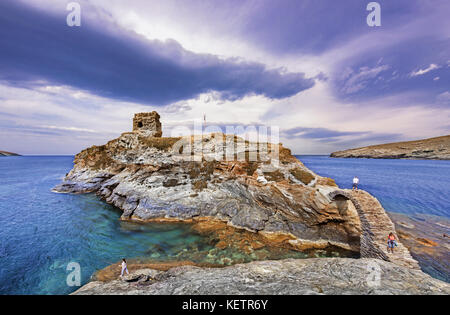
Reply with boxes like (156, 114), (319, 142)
(0, 150), (20, 156)
(330, 135), (450, 160)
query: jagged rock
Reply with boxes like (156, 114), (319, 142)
(54, 113), (363, 254)
(72, 258), (450, 295)
(52, 112), (418, 264)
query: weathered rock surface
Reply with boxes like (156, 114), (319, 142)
(330, 135), (450, 160)
(72, 258), (450, 295)
(0, 150), (20, 156)
(53, 113), (363, 253)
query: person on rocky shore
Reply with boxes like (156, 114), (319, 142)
(387, 233), (397, 253)
(352, 176), (359, 191)
(120, 258), (129, 277)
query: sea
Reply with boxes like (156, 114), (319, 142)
(0, 155), (449, 294)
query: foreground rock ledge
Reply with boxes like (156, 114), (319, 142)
(73, 258), (449, 295)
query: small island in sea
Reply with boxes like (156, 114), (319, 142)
(330, 135), (450, 160)
(0, 150), (20, 156)
(53, 112), (449, 295)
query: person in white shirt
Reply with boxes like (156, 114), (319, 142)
(120, 258), (129, 277)
(352, 176), (359, 191)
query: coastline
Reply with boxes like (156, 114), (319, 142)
(330, 135), (450, 160)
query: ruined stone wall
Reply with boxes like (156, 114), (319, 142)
(132, 112), (162, 137)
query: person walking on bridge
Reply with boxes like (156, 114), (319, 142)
(352, 176), (359, 191)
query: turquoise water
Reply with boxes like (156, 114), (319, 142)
(0, 156), (215, 294)
(0, 156), (315, 295)
(297, 156), (450, 218)
(1, 156), (449, 294)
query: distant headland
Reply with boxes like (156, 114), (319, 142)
(0, 150), (20, 157)
(330, 135), (450, 160)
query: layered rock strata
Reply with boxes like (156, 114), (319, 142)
(54, 113), (363, 254)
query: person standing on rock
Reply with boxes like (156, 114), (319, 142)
(387, 233), (396, 253)
(120, 258), (129, 277)
(352, 176), (359, 190)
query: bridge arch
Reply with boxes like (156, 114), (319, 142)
(329, 190), (390, 261)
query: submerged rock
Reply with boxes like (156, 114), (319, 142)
(389, 212), (450, 282)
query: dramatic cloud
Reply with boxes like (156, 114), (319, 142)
(1, 0), (448, 155)
(0, 0), (315, 106)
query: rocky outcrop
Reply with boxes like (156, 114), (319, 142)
(0, 150), (20, 156)
(72, 258), (450, 295)
(54, 112), (363, 254)
(330, 135), (450, 160)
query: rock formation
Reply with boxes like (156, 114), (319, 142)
(72, 258), (449, 295)
(330, 135), (450, 160)
(53, 112), (419, 268)
(0, 150), (20, 156)
(54, 112), (364, 254)
(54, 112), (440, 294)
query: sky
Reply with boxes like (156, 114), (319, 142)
(0, 0), (449, 155)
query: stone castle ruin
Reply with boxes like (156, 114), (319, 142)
(132, 112), (162, 137)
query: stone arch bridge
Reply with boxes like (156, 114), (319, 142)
(329, 189), (420, 270)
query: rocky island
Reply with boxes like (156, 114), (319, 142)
(54, 112), (448, 294)
(330, 135), (450, 160)
(0, 150), (20, 156)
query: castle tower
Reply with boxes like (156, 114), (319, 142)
(132, 112), (162, 137)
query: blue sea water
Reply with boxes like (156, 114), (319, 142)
(297, 156), (450, 219)
(0, 155), (449, 294)
(0, 156), (217, 295)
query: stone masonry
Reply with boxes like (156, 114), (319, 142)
(329, 189), (420, 270)
(132, 112), (162, 137)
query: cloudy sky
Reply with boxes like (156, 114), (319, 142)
(0, 0), (449, 155)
